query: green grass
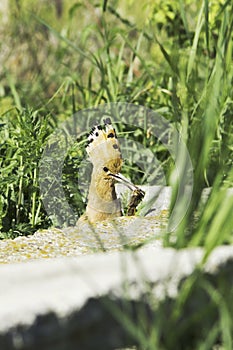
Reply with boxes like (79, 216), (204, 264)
(0, 0), (233, 347)
(0, 109), (55, 237)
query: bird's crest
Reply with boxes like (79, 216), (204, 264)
(86, 118), (122, 169)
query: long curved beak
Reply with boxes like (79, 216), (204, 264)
(108, 172), (144, 195)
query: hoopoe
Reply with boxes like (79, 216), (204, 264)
(79, 118), (144, 223)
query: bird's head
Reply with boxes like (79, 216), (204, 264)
(86, 118), (123, 177)
(86, 118), (143, 191)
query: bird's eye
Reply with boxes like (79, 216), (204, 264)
(103, 167), (109, 172)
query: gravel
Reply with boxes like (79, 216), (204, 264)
(0, 215), (167, 264)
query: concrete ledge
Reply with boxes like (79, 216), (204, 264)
(0, 245), (233, 349)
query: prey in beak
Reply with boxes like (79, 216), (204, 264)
(104, 167), (145, 216)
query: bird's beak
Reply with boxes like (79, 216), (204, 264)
(108, 172), (143, 193)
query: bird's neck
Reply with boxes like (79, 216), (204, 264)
(86, 168), (121, 220)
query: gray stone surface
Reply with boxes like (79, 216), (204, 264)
(0, 245), (233, 349)
(0, 186), (212, 263)
(0, 186), (171, 263)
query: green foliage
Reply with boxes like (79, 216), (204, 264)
(0, 109), (54, 238)
(163, 0), (233, 250)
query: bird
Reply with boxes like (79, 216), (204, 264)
(79, 118), (145, 224)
